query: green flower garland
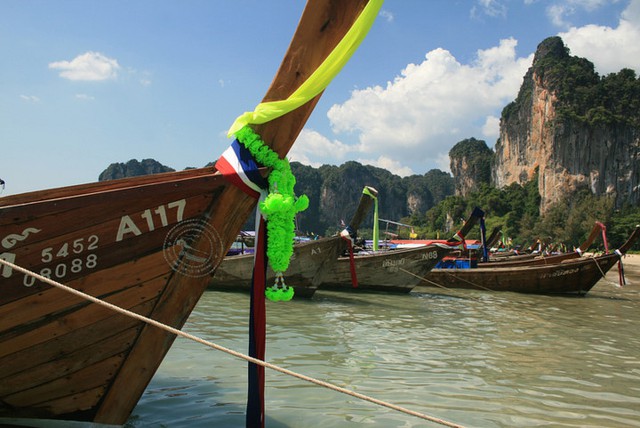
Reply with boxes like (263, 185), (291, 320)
(235, 126), (309, 301)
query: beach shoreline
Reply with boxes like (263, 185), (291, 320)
(601, 252), (640, 287)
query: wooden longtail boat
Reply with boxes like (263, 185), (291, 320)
(484, 226), (502, 251)
(319, 208), (486, 293)
(422, 226), (640, 295)
(477, 221), (607, 268)
(319, 244), (454, 293)
(210, 186), (378, 298)
(0, 1), (378, 424)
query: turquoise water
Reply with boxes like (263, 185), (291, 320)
(126, 271), (640, 427)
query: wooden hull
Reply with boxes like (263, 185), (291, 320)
(320, 245), (452, 293)
(210, 236), (345, 298)
(0, 168), (241, 423)
(424, 253), (623, 295)
(0, 0), (375, 424)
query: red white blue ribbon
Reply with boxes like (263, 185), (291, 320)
(216, 138), (268, 428)
(216, 139), (268, 199)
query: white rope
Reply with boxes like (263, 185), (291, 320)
(0, 258), (465, 428)
(588, 253), (623, 288)
(401, 267), (494, 292)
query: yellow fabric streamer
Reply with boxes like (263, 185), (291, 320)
(228, 0), (384, 137)
(362, 187), (379, 251)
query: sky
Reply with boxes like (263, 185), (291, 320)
(1, 0), (639, 197)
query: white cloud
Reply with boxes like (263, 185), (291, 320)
(324, 38), (531, 174)
(379, 9), (394, 22)
(435, 152), (451, 172)
(548, 0), (627, 29)
(471, 0), (507, 19)
(138, 71), (152, 87)
(288, 129), (353, 167)
(75, 93), (95, 101)
(20, 95), (40, 103)
(482, 115), (500, 138)
(559, 0), (640, 74)
(478, 0), (507, 17)
(357, 155), (415, 177)
(546, 4), (568, 27)
(49, 51), (120, 81)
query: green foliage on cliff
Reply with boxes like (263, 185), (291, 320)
(449, 137), (492, 159)
(408, 170), (541, 242)
(292, 161), (454, 235)
(407, 169), (639, 251)
(98, 159), (175, 181)
(449, 137), (493, 189)
(507, 36), (640, 128)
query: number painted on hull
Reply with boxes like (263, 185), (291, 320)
(116, 199), (186, 242)
(22, 254), (99, 287)
(421, 251), (439, 260)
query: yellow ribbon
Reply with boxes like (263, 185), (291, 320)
(362, 186), (379, 251)
(228, 0), (384, 137)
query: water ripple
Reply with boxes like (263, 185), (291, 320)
(129, 281), (640, 427)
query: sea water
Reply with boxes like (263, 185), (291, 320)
(126, 268), (640, 427)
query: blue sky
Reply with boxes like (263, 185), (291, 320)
(1, 0), (639, 196)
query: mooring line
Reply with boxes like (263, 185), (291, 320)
(0, 258), (465, 428)
(400, 268), (453, 291)
(401, 267), (494, 293)
(589, 253), (624, 288)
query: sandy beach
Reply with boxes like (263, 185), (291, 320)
(604, 252), (640, 286)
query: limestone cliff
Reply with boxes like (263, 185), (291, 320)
(493, 37), (640, 212)
(449, 138), (492, 197)
(98, 159), (175, 181)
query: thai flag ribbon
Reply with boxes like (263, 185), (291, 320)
(216, 138), (268, 428)
(216, 139), (268, 199)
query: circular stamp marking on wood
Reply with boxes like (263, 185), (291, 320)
(163, 219), (223, 277)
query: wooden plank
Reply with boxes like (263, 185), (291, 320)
(0, 275), (166, 359)
(0, 251), (167, 332)
(38, 385), (107, 416)
(0, 299), (155, 383)
(4, 355), (123, 408)
(0, 168), (219, 216)
(0, 254), (167, 337)
(0, 167), (218, 208)
(0, 327), (140, 397)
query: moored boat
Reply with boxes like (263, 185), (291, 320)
(319, 244), (453, 293)
(422, 225), (640, 295)
(481, 221), (608, 267)
(319, 207), (486, 293)
(0, 1), (380, 425)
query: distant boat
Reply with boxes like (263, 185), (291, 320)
(477, 221), (608, 268)
(210, 186), (378, 298)
(319, 207), (485, 293)
(0, 1), (379, 425)
(422, 225), (640, 295)
(319, 244), (454, 293)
